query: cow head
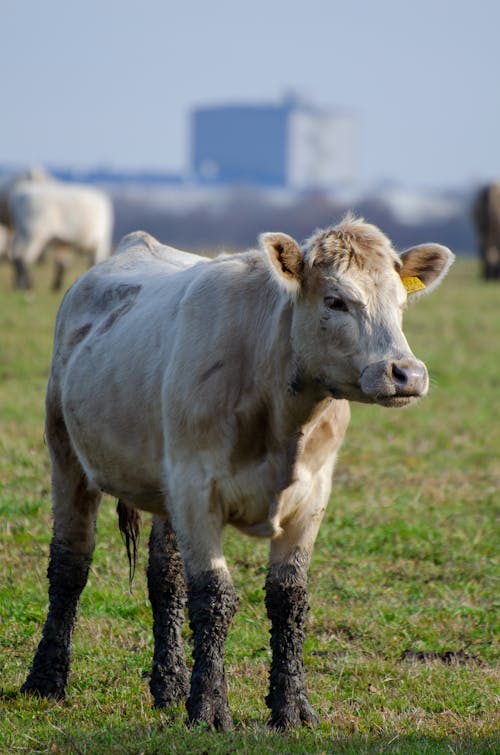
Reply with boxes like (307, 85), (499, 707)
(260, 216), (454, 407)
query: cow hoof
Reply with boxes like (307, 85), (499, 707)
(187, 714), (234, 733)
(269, 695), (319, 730)
(186, 699), (234, 732)
(20, 677), (66, 701)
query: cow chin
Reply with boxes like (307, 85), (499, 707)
(373, 394), (420, 409)
(316, 382), (418, 407)
(347, 390), (420, 408)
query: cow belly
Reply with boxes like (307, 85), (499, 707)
(61, 398), (166, 512)
(69, 431), (166, 513)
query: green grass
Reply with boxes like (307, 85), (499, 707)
(0, 256), (499, 754)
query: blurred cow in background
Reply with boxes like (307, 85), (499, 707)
(472, 183), (500, 280)
(0, 168), (48, 265)
(8, 173), (113, 290)
(0, 179), (13, 231)
(0, 222), (9, 259)
(0, 167), (49, 227)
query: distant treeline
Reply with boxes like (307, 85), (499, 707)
(112, 188), (476, 254)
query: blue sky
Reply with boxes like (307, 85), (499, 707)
(2, 0), (499, 189)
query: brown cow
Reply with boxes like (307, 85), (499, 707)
(21, 217), (454, 730)
(472, 183), (500, 280)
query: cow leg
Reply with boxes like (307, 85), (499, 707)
(147, 514), (190, 707)
(21, 406), (101, 700)
(52, 258), (67, 291)
(265, 499), (329, 729)
(169, 479), (238, 731)
(11, 234), (46, 289)
(12, 257), (32, 290)
(487, 244), (500, 279)
(51, 246), (73, 291)
(185, 567), (238, 731)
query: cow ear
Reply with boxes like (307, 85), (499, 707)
(399, 243), (455, 300)
(260, 232), (303, 296)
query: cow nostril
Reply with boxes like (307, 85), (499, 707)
(392, 363), (408, 385)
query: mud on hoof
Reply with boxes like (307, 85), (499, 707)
(21, 672), (66, 702)
(150, 667), (190, 708)
(185, 570), (238, 732)
(186, 694), (234, 732)
(267, 691), (319, 730)
(21, 639), (71, 702)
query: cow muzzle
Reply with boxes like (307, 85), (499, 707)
(360, 357), (429, 407)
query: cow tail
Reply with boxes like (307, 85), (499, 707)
(116, 499), (141, 590)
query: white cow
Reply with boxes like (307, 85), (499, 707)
(21, 217), (454, 730)
(8, 177), (113, 289)
(0, 166), (49, 228)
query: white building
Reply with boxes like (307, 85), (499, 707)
(191, 96), (358, 191)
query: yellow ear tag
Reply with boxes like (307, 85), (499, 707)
(402, 276), (426, 293)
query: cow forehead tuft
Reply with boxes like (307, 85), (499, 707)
(304, 216), (399, 274)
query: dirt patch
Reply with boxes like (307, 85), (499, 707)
(399, 648), (481, 665)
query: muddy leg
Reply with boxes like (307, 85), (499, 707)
(51, 247), (72, 292)
(186, 569), (238, 731)
(21, 407), (101, 699)
(21, 541), (94, 699)
(51, 258), (66, 292)
(11, 234), (45, 289)
(265, 560), (319, 729)
(147, 515), (189, 707)
(12, 257), (32, 289)
(167, 465), (239, 730)
(264, 474), (337, 731)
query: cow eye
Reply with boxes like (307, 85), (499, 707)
(324, 296), (349, 312)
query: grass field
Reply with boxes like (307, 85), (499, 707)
(0, 254), (498, 754)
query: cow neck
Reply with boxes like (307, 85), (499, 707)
(258, 294), (329, 440)
(282, 374), (330, 440)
